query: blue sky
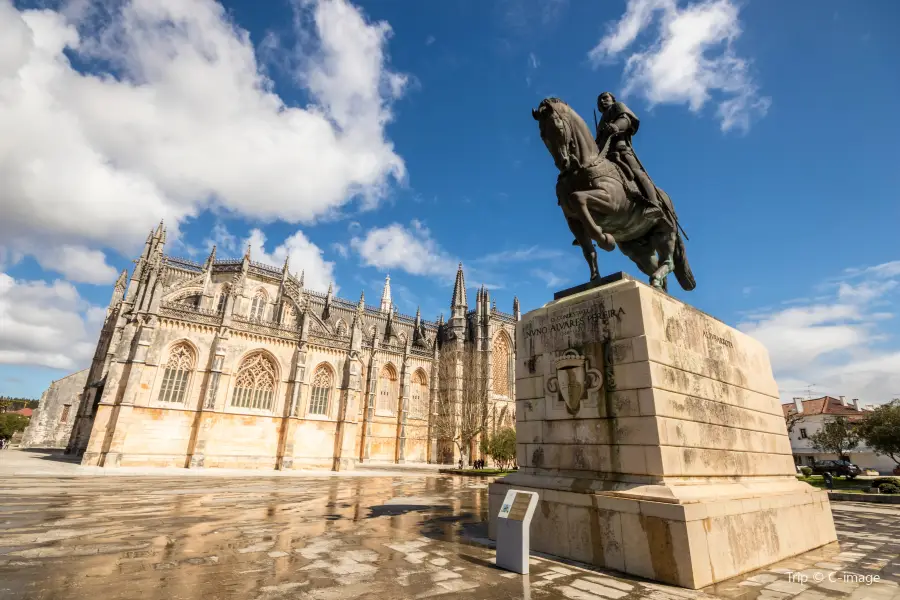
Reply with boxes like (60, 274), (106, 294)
(1, 0), (898, 403)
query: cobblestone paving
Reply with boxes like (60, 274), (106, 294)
(0, 456), (898, 600)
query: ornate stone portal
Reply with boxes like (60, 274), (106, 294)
(488, 274), (837, 589)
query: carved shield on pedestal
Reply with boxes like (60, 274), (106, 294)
(546, 348), (605, 416)
(558, 363), (586, 414)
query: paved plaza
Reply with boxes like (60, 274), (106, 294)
(0, 450), (898, 600)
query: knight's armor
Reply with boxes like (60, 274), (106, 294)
(595, 101), (659, 208)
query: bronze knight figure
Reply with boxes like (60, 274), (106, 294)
(532, 95), (695, 292)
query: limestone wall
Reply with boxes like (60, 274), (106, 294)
(21, 370), (88, 449)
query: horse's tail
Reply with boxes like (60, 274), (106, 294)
(674, 233), (696, 291)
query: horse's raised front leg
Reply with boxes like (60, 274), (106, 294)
(650, 226), (677, 290)
(570, 191), (616, 252)
(566, 217), (599, 281)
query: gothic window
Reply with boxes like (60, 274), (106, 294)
(308, 364), (333, 416)
(282, 303), (295, 328)
(377, 365), (398, 414)
(411, 370), (427, 419)
(158, 342), (196, 404)
(250, 289), (267, 320)
(492, 334), (511, 397)
(60, 405), (71, 423)
(335, 319), (347, 336)
(398, 332), (408, 346)
(231, 352), (277, 411)
(216, 292), (227, 314)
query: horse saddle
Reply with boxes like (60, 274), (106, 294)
(581, 159), (653, 209)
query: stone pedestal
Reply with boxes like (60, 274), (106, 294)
(488, 274), (836, 589)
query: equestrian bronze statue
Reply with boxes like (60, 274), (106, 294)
(532, 95), (695, 292)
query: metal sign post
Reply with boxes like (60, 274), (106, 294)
(495, 489), (539, 574)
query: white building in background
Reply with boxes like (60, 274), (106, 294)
(782, 396), (896, 474)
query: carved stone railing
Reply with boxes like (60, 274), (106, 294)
(231, 315), (299, 340)
(492, 309), (516, 322)
(159, 302), (224, 327)
(380, 342), (405, 354)
(409, 345), (433, 358)
(308, 332), (350, 350)
(166, 256), (203, 272)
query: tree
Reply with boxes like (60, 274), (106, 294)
(784, 408), (804, 435)
(483, 427), (517, 470)
(432, 344), (489, 467)
(0, 413), (30, 441)
(856, 400), (900, 467)
(809, 416), (860, 459)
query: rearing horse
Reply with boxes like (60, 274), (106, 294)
(532, 97), (695, 292)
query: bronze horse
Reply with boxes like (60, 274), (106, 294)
(532, 98), (695, 292)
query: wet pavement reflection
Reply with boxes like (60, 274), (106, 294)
(1, 468), (899, 600)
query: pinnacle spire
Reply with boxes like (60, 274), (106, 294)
(357, 291), (365, 312)
(451, 262), (467, 309)
(513, 296), (520, 311)
(282, 254), (290, 273)
(380, 274), (392, 313)
(327, 281), (333, 295)
(204, 244), (217, 269)
(115, 268), (128, 288)
(299, 269), (305, 288)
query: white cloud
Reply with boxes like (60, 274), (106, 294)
(26, 244), (118, 285)
(588, 0), (769, 132)
(244, 228), (335, 293)
(203, 222), (239, 255)
(331, 242), (349, 258)
(0, 272), (103, 369)
(350, 220), (456, 277)
(739, 261), (900, 405)
(0, 0), (405, 278)
(531, 268), (566, 289)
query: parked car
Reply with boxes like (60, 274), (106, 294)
(812, 459), (862, 479)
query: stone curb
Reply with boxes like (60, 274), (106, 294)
(828, 491), (900, 504)
(438, 469), (515, 477)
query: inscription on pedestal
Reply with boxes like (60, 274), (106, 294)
(523, 297), (626, 352)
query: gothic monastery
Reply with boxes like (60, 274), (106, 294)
(49, 223), (518, 470)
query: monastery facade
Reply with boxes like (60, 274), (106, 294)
(63, 223), (519, 470)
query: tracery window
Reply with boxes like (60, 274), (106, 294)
(158, 342), (195, 404)
(308, 364), (333, 416)
(250, 289), (267, 320)
(282, 303), (296, 328)
(216, 292), (227, 313)
(411, 370), (427, 419)
(231, 352), (277, 411)
(377, 365), (398, 414)
(492, 334), (511, 397)
(335, 319), (347, 336)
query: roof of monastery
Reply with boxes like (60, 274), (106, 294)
(781, 396), (870, 418)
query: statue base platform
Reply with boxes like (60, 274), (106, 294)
(488, 276), (837, 589)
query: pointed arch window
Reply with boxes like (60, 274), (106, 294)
(158, 343), (195, 404)
(216, 292), (228, 314)
(231, 352), (277, 411)
(308, 364), (334, 416)
(377, 365), (398, 414)
(282, 303), (296, 328)
(411, 370), (428, 419)
(492, 334), (511, 397)
(250, 289), (267, 320)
